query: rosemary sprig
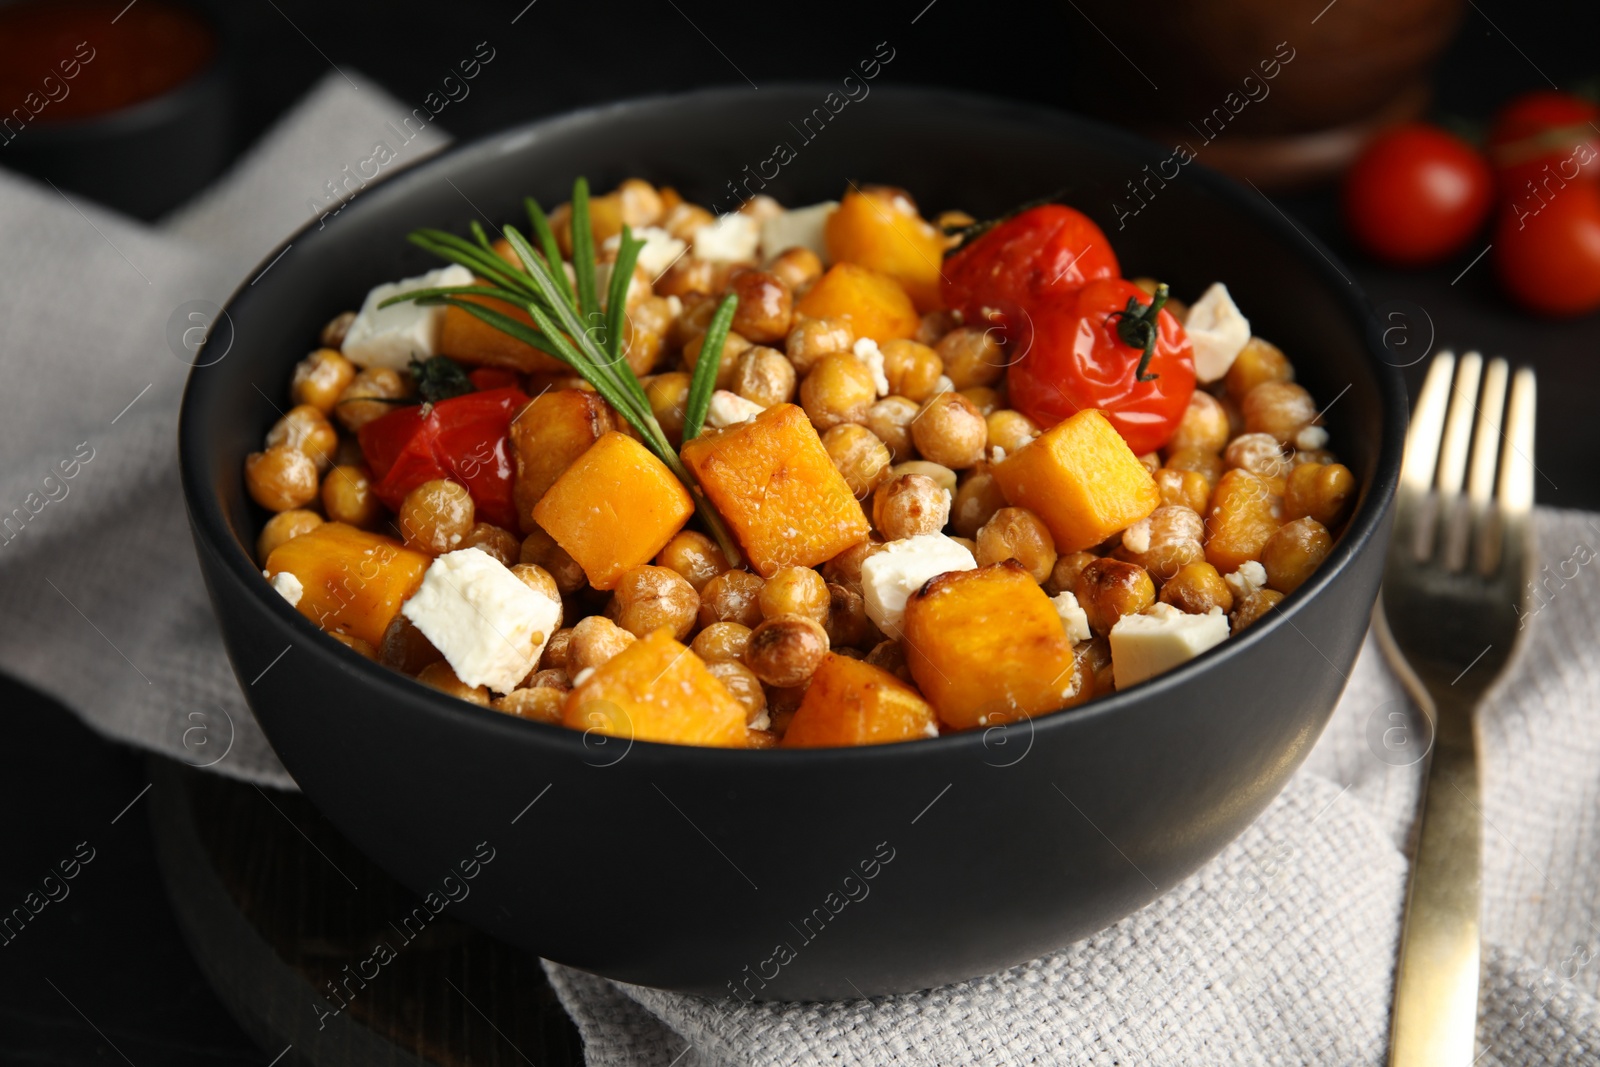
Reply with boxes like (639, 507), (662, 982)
(379, 177), (743, 566)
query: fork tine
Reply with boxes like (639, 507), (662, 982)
(1500, 368), (1537, 516)
(1403, 352), (1456, 560)
(1454, 358), (1508, 573)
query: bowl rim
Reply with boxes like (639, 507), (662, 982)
(179, 82), (1407, 769)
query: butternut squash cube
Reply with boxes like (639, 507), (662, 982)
(438, 287), (566, 375)
(562, 628), (748, 747)
(680, 403), (870, 577)
(781, 652), (939, 747)
(533, 431), (694, 590)
(992, 409), (1160, 553)
(510, 389), (615, 533)
(1204, 468), (1283, 573)
(901, 561), (1087, 730)
(792, 263), (920, 342)
(824, 188), (946, 313)
(264, 522), (429, 646)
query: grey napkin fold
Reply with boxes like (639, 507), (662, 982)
(3, 73), (1596, 1067)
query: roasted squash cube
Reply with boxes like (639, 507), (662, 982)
(264, 522), (429, 646)
(533, 431), (694, 590)
(680, 403), (870, 577)
(781, 652), (939, 747)
(792, 263), (920, 342)
(438, 284), (566, 375)
(562, 628), (748, 747)
(901, 561), (1086, 730)
(1204, 468), (1283, 573)
(510, 389), (615, 533)
(824, 188), (946, 313)
(993, 409), (1160, 553)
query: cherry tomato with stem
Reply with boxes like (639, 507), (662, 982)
(1342, 123), (1493, 267)
(1493, 178), (1600, 317)
(942, 203), (1119, 321)
(1486, 90), (1600, 201)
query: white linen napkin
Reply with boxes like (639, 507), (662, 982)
(2, 72), (1596, 1066)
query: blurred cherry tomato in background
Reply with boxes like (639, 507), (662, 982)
(942, 204), (1119, 320)
(1342, 123), (1493, 266)
(1486, 90), (1600, 199)
(1493, 179), (1600, 317)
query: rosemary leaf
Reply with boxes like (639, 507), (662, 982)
(525, 197), (577, 312)
(569, 178), (601, 331)
(681, 292), (738, 444)
(603, 224), (645, 367)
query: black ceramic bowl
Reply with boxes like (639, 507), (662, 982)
(180, 86), (1405, 1000)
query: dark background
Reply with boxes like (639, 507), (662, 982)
(3, 1), (1597, 1062)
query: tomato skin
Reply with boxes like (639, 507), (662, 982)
(1493, 179), (1600, 317)
(1487, 91), (1600, 198)
(1006, 278), (1196, 455)
(1342, 124), (1493, 266)
(942, 204), (1119, 320)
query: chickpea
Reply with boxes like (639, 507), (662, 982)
(707, 660), (767, 724)
(744, 614), (830, 687)
(865, 396), (920, 460)
(654, 256), (717, 299)
(617, 177), (664, 227)
(892, 460), (957, 496)
(951, 465), (1007, 538)
(912, 391), (987, 469)
(824, 582), (880, 649)
(381, 613), (444, 675)
(916, 308), (960, 345)
(1224, 432), (1292, 491)
(290, 348), (356, 414)
(623, 297), (675, 376)
(769, 246), (822, 292)
(660, 201), (716, 241)
(878, 339), (944, 402)
(1159, 561), (1234, 615)
(785, 316), (855, 375)
(540, 627), (574, 671)
(822, 424), (893, 498)
(976, 507), (1057, 583)
(726, 270), (793, 343)
(1220, 392), (1247, 438)
(986, 409), (1039, 456)
(520, 526), (586, 594)
(731, 346), (797, 407)
(256, 509), (322, 564)
(319, 313), (357, 350)
(493, 686), (565, 724)
(765, 684), (807, 735)
(321, 463), (384, 529)
(757, 566), (830, 624)
(1074, 558), (1156, 636)
(608, 565), (699, 639)
(935, 326), (1006, 389)
(510, 565), (563, 627)
(417, 661), (489, 706)
(1284, 462), (1356, 528)
(1044, 550), (1098, 596)
(1118, 505), (1205, 582)
(334, 367), (407, 431)
(1164, 446), (1226, 491)
(1168, 391), (1231, 454)
(873, 473), (950, 540)
(698, 569), (766, 628)
(683, 328), (752, 392)
(568, 615), (637, 674)
(1231, 587), (1285, 633)
(398, 479), (474, 555)
(691, 621), (752, 663)
(245, 446), (319, 512)
(865, 639), (914, 683)
(526, 668), (572, 691)
(1135, 451), (1161, 476)
(1260, 517), (1333, 594)
(1243, 381), (1318, 445)
(670, 295), (717, 347)
(328, 631), (379, 660)
(961, 387), (1003, 417)
(460, 523), (520, 566)
(1153, 468), (1212, 514)
(821, 540), (882, 594)
(801, 354), (876, 429)
(1225, 337), (1294, 400)
(643, 369), (691, 445)
(266, 404), (339, 471)
(655, 530), (729, 592)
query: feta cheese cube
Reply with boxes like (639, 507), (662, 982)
(1185, 282), (1251, 383)
(603, 226), (688, 280)
(401, 547), (561, 693)
(860, 533), (977, 639)
(759, 201), (837, 264)
(693, 213), (761, 263)
(268, 570), (303, 608)
(1224, 560), (1267, 601)
(1108, 602), (1229, 689)
(853, 337), (890, 396)
(707, 389), (765, 427)
(341, 265), (474, 370)
(1051, 591), (1092, 644)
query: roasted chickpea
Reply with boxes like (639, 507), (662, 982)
(540, 627), (574, 670)
(765, 684), (807, 735)
(660, 201), (715, 242)
(1118, 505), (1205, 582)
(380, 613), (444, 675)
(1284, 462), (1356, 528)
(398, 479), (473, 555)
(801, 354), (877, 429)
(1076, 636), (1115, 696)
(1074, 558), (1156, 636)
(985, 410), (1039, 456)
(727, 270), (794, 343)
(623, 296), (676, 376)
(655, 530), (729, 592)
(951, 465), (1007, 538)
(290, 348), (356, 414)
(912, 391), (987, 469)
(1243, 381), (1318, 444)
(319, 313), (357, 350)
(1225, 337), (1294, 400)
(878, 339), (944, 402)
(821, 540), (882, 594)
(328, 631), (379, 660)
(785, 316), (855, 375)
(731, 346), (797, 407)
(824, 582), (879, 649)
(768, 247), (823, 292)
(865, 396), (919, 460)
(935, 326), (1005, 389)
(256, 509), (323, 564)
(873, 473), (950, 540)
(1159, 561), (1234, 615)
(608, 565), (699, 639)
(744, 614), (830, 687)
(707, 660), (767, 724)
(698, 569), (766, 628)
(644, 372), (691, 446)
(1044, 550), (1099, 596)
(1260, 517), (1333, 594)
(654, 255), (717, 299)
(417, 661), (489, 706)
(891, 460), (957, 496)
(1224, 432), (1292, 491)
(493, 686), (565, 724)
(822, 424), (893, 498)
(1136, 451), (1161, 476)
(865, 638), (914, 683)
(520, 526), (587, 594)
(916, 309), (960, 346)
(245, 446), (319, 512)
(961, 387), (1003, 417)
(691, 621), (752, 663)
(758, 566), (830, 624)
(976, 507), (1057, 583)
(1164, 446), (1226, 491)
(334, 367), (407, 431)
(683, 328), (752, 392)
(1153, 467), (1212, 513)
(321, 463), (384, 529)
(568, 615), (637, 675)
(266, 404), (339, 471)
(460, 523), (520, 566)
(617, 177), (664, 227)
(1231, 587), (1285, 633)
(1168, 391), (1231, 453)
(510, 565), (563, 628)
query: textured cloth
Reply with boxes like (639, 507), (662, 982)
(2, 74), (1597, 1065)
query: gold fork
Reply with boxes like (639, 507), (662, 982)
(1376, 351), (1536, 1066)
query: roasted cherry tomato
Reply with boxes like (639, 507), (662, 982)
(1007, 279), (1196, 454)
(358, 386), (527, 529)
(467, 367), (523, 392)
(1493, 179), (1600, 317)
(942, 204), (1119, 321)
(1342, 123), (1493, 267)
(1487, 90), (1600, 199)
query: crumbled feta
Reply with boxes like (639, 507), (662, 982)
(1108, 602), (1229, 689)
(1122, 518), (1152, 556)
(933, 375), (955, 397)
(693, 212), (761, 263)
(989, 446), (1007, 464)
(853, 337), (890, 396)
(268, 570), (303, 608)
(1224, 560), (1268, 601)
(1051, 591), (1092, 644)
(1295, 425), (1329, 451)
(749, 709), (772, 732)
(1185, 282), (1251, 383)
(402, 547), (561, 694)
(707, 389), (765, 427)
(572, 666), (596, 687)
(603, 226), (687, 279)
(759, 201), (837, 263)
(860, 534), (977, 639)
(341, 264), (474, 370)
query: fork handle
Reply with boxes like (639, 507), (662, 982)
(1389, 699), (1482, 1066)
